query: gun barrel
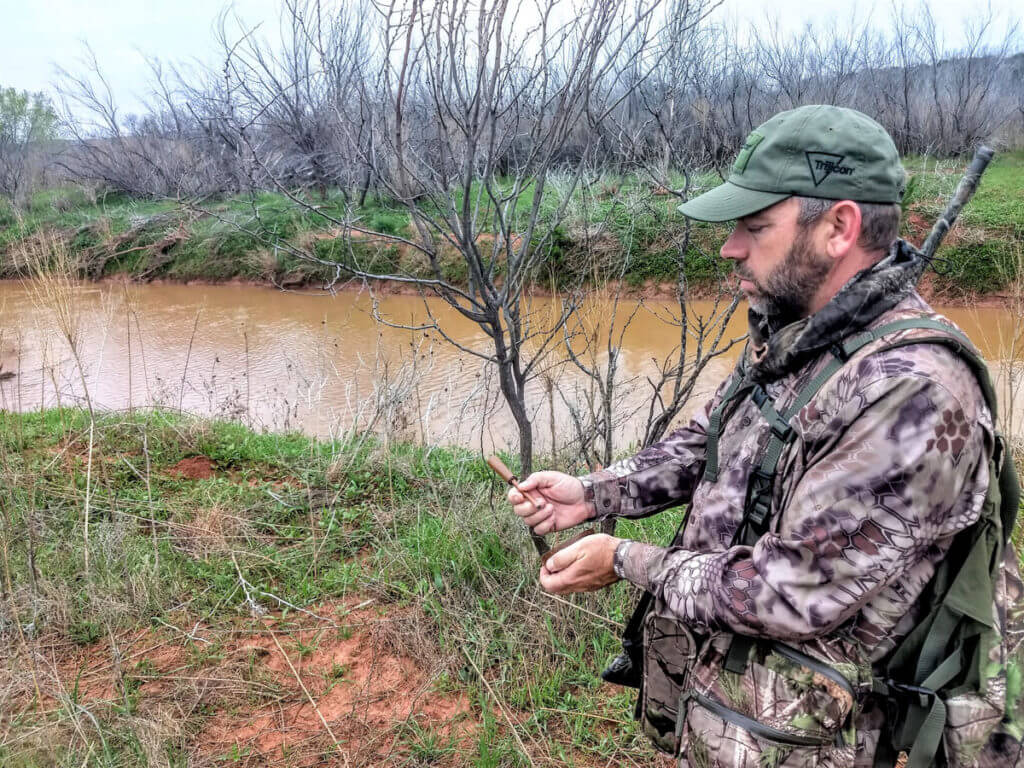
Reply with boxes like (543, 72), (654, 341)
(921, 145), (995, 261)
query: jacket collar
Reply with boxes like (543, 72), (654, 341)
(745, 239), (924, 383)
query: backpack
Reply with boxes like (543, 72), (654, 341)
(608, 317), (1024, 767)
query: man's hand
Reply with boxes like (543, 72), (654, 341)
(507, 471), (593, 535)
(539, 533), (621, 594)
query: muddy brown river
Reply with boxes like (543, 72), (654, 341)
(3, 280), (1023, 453)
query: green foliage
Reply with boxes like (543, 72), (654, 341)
(900, 173), (921, 216)
(624, 246), (678, 286)
(0, 87), (59, 206)
(313, 236), (400, 276)
(532, 225), (576, 288)
(361, 208), (408, 236)
(933, 240), (1017, 296)
(69, 620), (103, 646)
(0, 197), (16, 228)
(0, 87), (58, 146)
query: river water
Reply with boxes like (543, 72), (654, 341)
(2, 280), (1023, 454)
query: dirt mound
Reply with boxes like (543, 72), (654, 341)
(36, 598), (470, 767)
(168, 455), (216, 479)
(198, 599), (471, 766)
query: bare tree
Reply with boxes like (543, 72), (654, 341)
(52, 1), (1024, 201)
(209, 0), (716, 490)
(54, 46), (242, 199)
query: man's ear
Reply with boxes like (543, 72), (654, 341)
(824, 200), (862, 259)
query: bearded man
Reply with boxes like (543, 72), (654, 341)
(507, 105), (1023, 767)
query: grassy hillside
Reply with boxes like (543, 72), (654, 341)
(901, 151), (1024, 296)
(0, 409), (679, 767)
(1, 151), (1021, 297)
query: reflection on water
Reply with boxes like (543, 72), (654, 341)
(2, 280), (1023, 456)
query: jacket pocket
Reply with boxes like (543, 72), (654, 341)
(680, 690), (839, 768)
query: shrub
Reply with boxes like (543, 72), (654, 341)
(313, 236), (400, 276)
(934, 240), (1017, 296)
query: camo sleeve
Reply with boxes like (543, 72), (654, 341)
(616, 372), (990, 641)
(579, 373), (737, 521)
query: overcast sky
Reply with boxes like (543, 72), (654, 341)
(2, 0), (1021, 118)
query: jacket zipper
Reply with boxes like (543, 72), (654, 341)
(771, 643), (855, 696)
(691, 691), (829, 747)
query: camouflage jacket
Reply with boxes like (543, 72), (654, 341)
(583, 242), (1024, 767)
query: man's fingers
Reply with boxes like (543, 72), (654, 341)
(539, 565), (580, 594)
(520, 508), (545, 525)
(539, 563), (565, 592)
(520, 506), (552, 527)
(519, 470), (558, 494)
(518, 473), (541, 491)
(532, 518), (556, 536)
(514, 500), (546, 519)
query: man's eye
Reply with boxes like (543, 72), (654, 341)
(747, 225), (765, 233)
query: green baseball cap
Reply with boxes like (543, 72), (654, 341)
(678, 105), (905, 222)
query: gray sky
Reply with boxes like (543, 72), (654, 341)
(2, 0), (1021, 118)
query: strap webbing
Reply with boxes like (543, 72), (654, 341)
(905, 696), (947, 768)
(896, 647), (965, 768)
(728, 315), (997, 682)
(704, 373), (753, 483)
(738, 349), (848, 544)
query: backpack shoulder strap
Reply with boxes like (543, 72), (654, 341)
(704, 355), (754, 483)
(724, 316), (1010, 683)
(743, 316), (998, 541)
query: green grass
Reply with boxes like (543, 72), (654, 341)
(899, 150), (1024, 295)
(2, 408), (1022, 765)
(2, 152), (1022, 294)
(0, 409), (668, 766)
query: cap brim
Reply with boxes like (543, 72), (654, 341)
(677, 182), (789, 222)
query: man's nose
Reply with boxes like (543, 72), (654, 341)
(720, 227), (744, 262)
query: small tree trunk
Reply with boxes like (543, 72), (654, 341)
(497, 359), (547, 556)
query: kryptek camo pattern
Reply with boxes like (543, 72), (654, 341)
(583, 243), (1024, 767)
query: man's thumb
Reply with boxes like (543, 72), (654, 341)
(544, 539), (584, 573)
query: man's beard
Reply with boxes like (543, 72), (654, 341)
(735, 229), (832, 322)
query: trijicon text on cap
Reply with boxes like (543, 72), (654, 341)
(805, 151), (855, 186)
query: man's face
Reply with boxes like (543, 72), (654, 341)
(719, 198), (832, 321)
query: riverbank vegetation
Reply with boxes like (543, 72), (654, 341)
(1, 0), (1022, 303)
(0, 407), (679, 767)
(1, 149), (1021, 298)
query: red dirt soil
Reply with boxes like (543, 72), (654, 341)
(198, 601), (472, 766)
(40, 598), (471, 767)
(168, 455), (216, 480)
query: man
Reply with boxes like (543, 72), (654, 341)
(507, 105), (1022, 766)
